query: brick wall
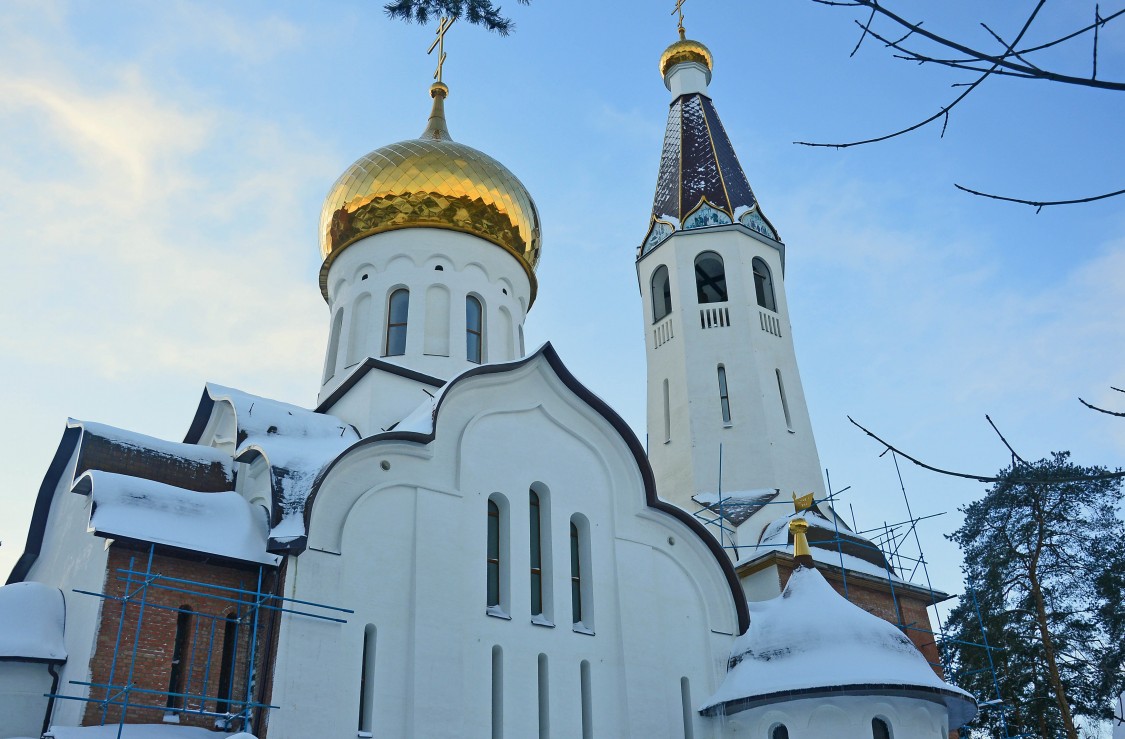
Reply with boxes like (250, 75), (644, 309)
(83, 544), (278, 732)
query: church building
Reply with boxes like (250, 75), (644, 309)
(0, 19), (975, 739)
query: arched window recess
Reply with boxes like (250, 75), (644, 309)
(467, 295), (484, 364)
(651, 265), (672, 323)
(486, 495), (511, 619)
(694, 252), (727, 303)
(385, 288), (409, 357)
(752, 257), (777, 312)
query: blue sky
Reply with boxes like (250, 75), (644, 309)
(1, 0), (1123, 615)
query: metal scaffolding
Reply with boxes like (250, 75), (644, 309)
(47, 543), (351, 738)
(692, 443), (1014, 737)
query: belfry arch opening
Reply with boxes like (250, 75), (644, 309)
(752, 257), (776, 312)
(694, 252), (727, 303)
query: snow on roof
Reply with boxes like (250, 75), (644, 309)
(702, 567), (975, 724)
(206, 383), (351, 441)
(45, 726), (256, 739)
(73, 419), (232, 474)
(206, 383), (359, 546)
(79, 470), (280, 566)
(751, 508), (896, 579)
(693, 488), (779, 526)
(0, 581), (66, 660)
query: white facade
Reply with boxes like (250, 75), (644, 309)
(639, 224), (825, 513)
(271, 349), (742, 739)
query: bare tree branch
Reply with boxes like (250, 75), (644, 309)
(847, 416), (1125, 484)
(797, 0), (1046, 149)
(1078, 397), (1125, 417)
(954, 183), (1125, 211)
(851, 5), (878, 56)
(986, 414), (1028, 465)
(817, 0), (1125, 90)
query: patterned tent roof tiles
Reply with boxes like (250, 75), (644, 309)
(650, 93), (763, 224)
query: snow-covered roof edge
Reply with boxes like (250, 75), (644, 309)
(299, 342), (753, 634)
(0, 581), (67, 661)
(701, 567), (975, 726)
(78, 470), (281, 567)
(182, 382), (359, 553)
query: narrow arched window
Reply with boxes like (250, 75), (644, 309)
(770, 725), (789, 739)
(651, 265), (672, 322)
(872, 717), (892, 739)
(487, 500), (501, 608)
(467, 295), (484, 363)
(752, 257), (776, 312)
(776, 369), (793, 432)
(663, 379), (671, 443)
(695, 252), (727, 303)
(580, 661), (593, 739)
(717, 365), (731, 424)
(491, 645), (504, 739)
(347, 293), (372, 366)
(570, 522), (582, 624)
(216, 611), (237, 713)
(680, 677), (694, 739)
(358, 624), (377, 734)
(385, 289), (409, 356)
(529, 491), (543, 616)
(324, 309), (343, 381)
(537, 653), (550, 739)
(166, 606), (193, 711)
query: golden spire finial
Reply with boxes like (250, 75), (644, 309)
(789, 518), (815, 568)
(671, 0), (687, 38)
(792, 492), (815, 512)
(428, 16), (456, 85)
(421, 81), (451, 141)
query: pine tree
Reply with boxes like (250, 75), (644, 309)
(383, 0), (530, 35)
(944, 452), (1125, 738)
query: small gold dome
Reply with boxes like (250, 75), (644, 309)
(659, 35), (713, 79)
(318, 85), (542, 302)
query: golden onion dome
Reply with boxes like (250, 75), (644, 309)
(659, 32), (713, 79)
(318, 83), (542, 302)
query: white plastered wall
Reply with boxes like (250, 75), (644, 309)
(319, 229), (531, 401)
(639, 225), (825, 519)
(0, 661), (56, 738)
(269, 353), (739, 739)
(715, 694), (949, 738)
(22, 441), (109, 728)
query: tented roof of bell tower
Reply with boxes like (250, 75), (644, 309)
(642, 42), (780, 253)
(652, 93), (761, 225)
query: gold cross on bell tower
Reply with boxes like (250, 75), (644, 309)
(671, 0), (687, 37)
(428, 16), (456, 83)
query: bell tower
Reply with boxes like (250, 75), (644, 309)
(638, 32), (826, 517)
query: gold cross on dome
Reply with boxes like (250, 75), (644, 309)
(428, 16), (456, 83)
(671, 0), (687, 35)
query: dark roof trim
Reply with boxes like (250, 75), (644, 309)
(700, 682), (977, 722)
(0, 655), (67, 664)
(316, 358), (445, 414)
(300, 342), (750, 634)
(735, 549), (952, 603)
(182, 386), (216, 444)
(102, 537), (278, 572)
(6, 426), (82, 584)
